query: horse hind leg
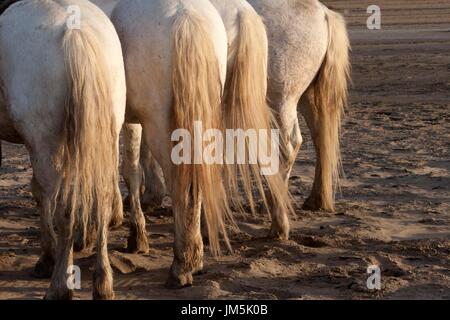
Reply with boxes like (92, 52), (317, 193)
(300, 8), (350, 212)
(109, 170), (124, 229)
(33, 198), (57, 279)
(122, 129), (166, 210)
(44, 201), (75, 300)
(300, 74), (345, 213)
(31, 175), (42, 205)
(140, 137), (166, 209)
(123, 123), (149, 253)
(166, 188), (204, 289)
(300, 89), (334, 212)
(30, 154), (58, 279)
(27, 148), (72, 298)
(268, 100), (302, 240)
(93, 202), (114, 300)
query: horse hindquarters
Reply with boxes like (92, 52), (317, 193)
(54, 24), (123, 300)
(300, 7), (350, 212)
(0, 1), (125, 299)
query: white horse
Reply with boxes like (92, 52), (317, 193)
(133, 0), (351, 230)
(111, 0), (231, 288)
(0, 0), (126, 299)
(113, 0), (292, 259)
(110, 0), (291, 288)
(248, 0), (351, 214)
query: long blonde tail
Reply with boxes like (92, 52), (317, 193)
(305, 8), (351, 211)
(224, 10), (293, 217)
(172, 11), (233, 255)
(61, 27), (119, 243)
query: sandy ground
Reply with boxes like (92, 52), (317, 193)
(0, 0), (449, 300)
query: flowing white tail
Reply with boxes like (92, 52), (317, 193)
(172, 10), (234, 255)
(61, 27), (119, 264)
(224, 10), (294, 218)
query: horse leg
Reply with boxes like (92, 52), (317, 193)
(109, 136), (124, 228)
(166, 188), (203, 289)
(31, 155), (58, 279)
(93, 202), (114, 299)
(28, 148), (70, 297)
(33, 196), (57, 278)
(110, 187), (123, 228)
(299, 7), (350, 212)
(268, 100), (302, 240)
(300, 93), (330, 211)
(31, 175), (42, 206)
(45, 201), (75, 300)
(123, 123), (149, 253)
(140, 139), (166, 209)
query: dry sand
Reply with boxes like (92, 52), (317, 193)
(0, 0), (449, 299)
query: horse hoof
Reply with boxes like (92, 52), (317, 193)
(165, 272), (193, 290)
(267, 226), (289, 241)
(302, 196), (335, 212)
(93, 269), (115, 300)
